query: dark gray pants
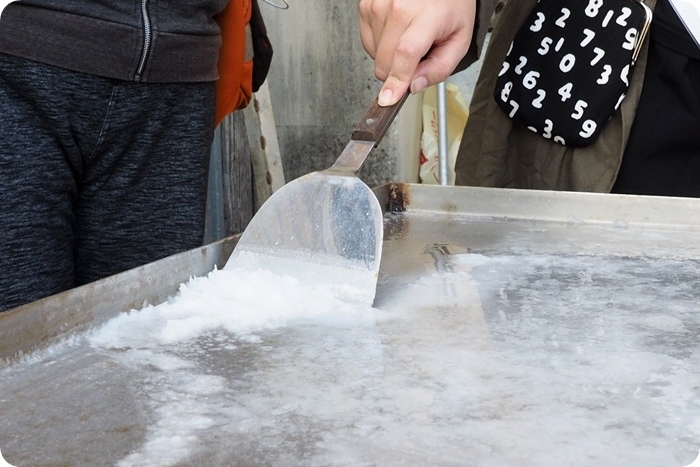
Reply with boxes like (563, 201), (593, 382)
(0, 53), (215, 312)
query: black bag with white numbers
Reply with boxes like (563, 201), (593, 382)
(494, 0), (653, 147)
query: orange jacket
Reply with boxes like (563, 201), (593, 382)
(214, 0), (254, 126)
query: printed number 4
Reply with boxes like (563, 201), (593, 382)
(558, 83), (573, 102)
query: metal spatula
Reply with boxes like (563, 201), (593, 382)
(224, 93), (409, 305)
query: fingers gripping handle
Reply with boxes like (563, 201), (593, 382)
(351, 92), (410, 144)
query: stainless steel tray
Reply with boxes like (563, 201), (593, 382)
(1, 184), (699, 466)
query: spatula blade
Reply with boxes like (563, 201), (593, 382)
(225, 172), (383, 305)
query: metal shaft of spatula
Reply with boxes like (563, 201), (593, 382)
(327, 92), (410, 176)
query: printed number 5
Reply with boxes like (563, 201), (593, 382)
(572, 100), (588, 120)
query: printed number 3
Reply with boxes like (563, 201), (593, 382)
(530, 12), (545, 32)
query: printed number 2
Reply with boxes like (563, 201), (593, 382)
(556, 8), (571, 28)
(532, 89), (546, 109)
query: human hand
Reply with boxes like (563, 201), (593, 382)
(359, 0), (477, 106)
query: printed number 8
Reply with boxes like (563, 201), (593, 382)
(585, 0), (603, 17)
(501, 82), (513, 102)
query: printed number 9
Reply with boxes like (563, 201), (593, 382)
(579, 120), (598, 139)
(623, 28), (638, 51)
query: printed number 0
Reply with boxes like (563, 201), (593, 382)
(559, 54), (576, 73)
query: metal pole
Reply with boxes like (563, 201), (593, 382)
(436, 81), (449, 185)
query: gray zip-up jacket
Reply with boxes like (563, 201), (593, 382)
(0, 0), (230, 82)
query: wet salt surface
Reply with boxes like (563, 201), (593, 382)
(1, 213), (700, 466)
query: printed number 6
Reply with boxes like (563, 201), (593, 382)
(523, 71), (540, 90)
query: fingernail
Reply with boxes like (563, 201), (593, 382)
(410, 77), (428, 95)
(378, 88), (393, 107)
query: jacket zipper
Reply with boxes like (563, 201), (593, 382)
(134, 0), (152, 82)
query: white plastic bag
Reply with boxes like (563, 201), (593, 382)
(419, 83), (469, 185)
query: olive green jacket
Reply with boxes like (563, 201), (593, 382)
(455, 0), (657, 192)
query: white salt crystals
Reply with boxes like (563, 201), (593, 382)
(90, 267), (369, 350)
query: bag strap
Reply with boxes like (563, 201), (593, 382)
(250, 0), (274, 92)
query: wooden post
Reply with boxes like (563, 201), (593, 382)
(243, 81), (285, 210)
(219, 111), (254, 236)
(205, 81), (284, 241)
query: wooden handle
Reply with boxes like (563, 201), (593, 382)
(351, 92), (410, 143)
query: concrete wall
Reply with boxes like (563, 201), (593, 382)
(260, 1), (419, 188)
